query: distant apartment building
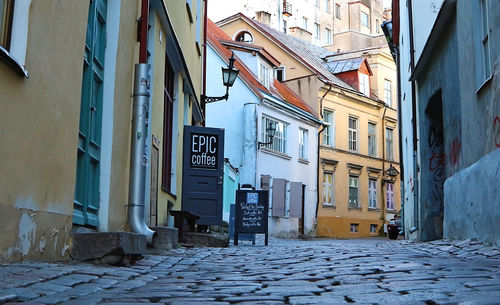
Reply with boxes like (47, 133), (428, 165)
(208, 0), (335, 47)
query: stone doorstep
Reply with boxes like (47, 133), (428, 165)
(151, 226), (179, 250)
(71, 232), (147, 261)
(183, 232), (230, 247)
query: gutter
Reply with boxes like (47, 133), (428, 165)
(315, 124), (327, 219)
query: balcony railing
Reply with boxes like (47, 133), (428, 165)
(283, 1), (292, 17)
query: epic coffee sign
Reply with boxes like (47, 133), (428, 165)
(190, 133), (218, 169)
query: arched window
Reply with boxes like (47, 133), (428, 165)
(235, 31), (253, 43)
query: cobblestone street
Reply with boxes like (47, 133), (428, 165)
(1, 238), (500, 305)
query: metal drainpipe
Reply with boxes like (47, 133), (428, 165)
(315, 124), (327, 219)
(128, 0), (156, 245)
(396, 46), (405, 234)
(202, 0), (208, 123)
(381, 105), (387, 226)
(408, 0), (419, 236)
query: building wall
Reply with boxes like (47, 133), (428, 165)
(442, 0), (500, 245)
(317, 86), (401, 238)
(257, 101), (319, 237)
(0, 0), (89, 261)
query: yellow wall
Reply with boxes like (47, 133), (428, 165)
(0, 0), (90, 261)
(317, 86), (401, 238)
(107, 1), (140, 232)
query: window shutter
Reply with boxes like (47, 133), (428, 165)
(272, 178), (286, 217)
(261, 175), (271, 190)
(289, 182), (303, 218)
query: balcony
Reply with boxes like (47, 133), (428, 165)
(283, 1), (292, 17)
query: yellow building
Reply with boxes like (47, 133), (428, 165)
(217, 13), (400, 238)
(0, 0), (205, 262)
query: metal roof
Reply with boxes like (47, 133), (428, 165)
(324, 57), (366, 74)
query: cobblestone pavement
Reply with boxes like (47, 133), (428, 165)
(1, 237), (500, 305)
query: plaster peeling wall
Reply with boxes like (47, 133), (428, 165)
(0, 205), (72, 262)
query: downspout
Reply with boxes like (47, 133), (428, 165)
(381, 105), (387, 228)
(408, 0), (419, 235)
(202, 0), (208, 124)
(315, 124), (327, 219)
(396, 46), (405, 234)
(128, 0), (156, 245)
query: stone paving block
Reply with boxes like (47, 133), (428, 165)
(0, 288), (43, 301)
(45, 273), (98, 287)
(0, 293), (17, 303)
(28, 282), (70, 294)
(288, 295), (348, 304)
(223, 295), (285, 303)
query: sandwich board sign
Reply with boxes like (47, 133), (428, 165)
(234, 190), (269, 246)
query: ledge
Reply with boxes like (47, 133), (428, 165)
(298, 158), (309, 165)
(0, 46), (29, 78)
(322, 204), (336, 209)
(260, 148), (292, 160)
(348, 206), (362, 211)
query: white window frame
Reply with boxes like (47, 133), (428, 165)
(258, 60), (271, 89)
(325, 0), (331, 13)
(348, 175), (359, 208)
(0, 0), (31, 76)
(348, 116), (358, 152)
(302, 17), (308, 31)
(361, 11), (369, 28)
(335, 3), (341, 19)
(368, 122), (376, 157)
(314, 23), (320, 40)
(376, 19), (380, 33)
(323, 109), (334, 146)
(370, 224), (378, 233)
(359, 72), (370, 96)
(384, 79), (392, 107)
(262, 116), (288, 154)
(386, 128), (394, 161)
(325, 28), (331, 44)
(476, 0), (492, 89)
(386, 182), (395, 210)
(299, 128), (308, 160)
(322, 172), (334, 206)
(368, 179), (377, 209)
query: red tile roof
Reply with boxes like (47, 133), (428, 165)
(207, 19), (318, 119)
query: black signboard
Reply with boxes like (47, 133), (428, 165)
(234, 190), (269, 246)
(190, 132), (219, 169)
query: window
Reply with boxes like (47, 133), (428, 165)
(348, 176), (359, 208)
(302, 17), (308, 31)
(325, 0), (331, 13)
(0, 0), (30, 75)
(299, 128), (308, 160)
(162, 57), (175, 192)
(315, 0), (320, 7)
(361, 11), (369, 28)
(276, 67), (285, 82)
(235, 31), (253, 43)
(322, 172), (334, 205)
(369, 179), (377, 208)
(0, 0), (14, 49)
(325, 28), (331, 44)
(384, 79), (392, 107)
(283, 19), (287, 33)
(195, 0), (202, 53)
(350, 223), (359, 233)
(348, 117), (358, 152)
(476, 0), (492, 87)
(262, 116), (288, 154)
(314, 23), (320, 40)
(259, 61), (271, 88)
(359, 73), (370, 96)
(335, 4), (341, 19)
(368, 122), (376, 157)
(386, 182), (395, 210)
(323, 110), (334, 146)
(386, 128), (393, 160)
(370, 224), (378, 233)
(376, 19), (380, 33)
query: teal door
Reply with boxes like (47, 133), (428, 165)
(74, 0), (107, 227)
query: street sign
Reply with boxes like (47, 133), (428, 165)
(234, 190), (269, 246)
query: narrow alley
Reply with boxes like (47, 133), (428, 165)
(2, 238), (500, 304)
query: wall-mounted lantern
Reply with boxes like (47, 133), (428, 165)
(258, 120), (277, 149)
(202, 52), (240, 104)
(383, 164), (400, 184)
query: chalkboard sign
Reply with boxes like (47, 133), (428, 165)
(234, 190), (269, 246)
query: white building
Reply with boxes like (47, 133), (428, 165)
(206, 20), (322, 237)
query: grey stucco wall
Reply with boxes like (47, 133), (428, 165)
(416, 13), (460, 241)
(416, 0), (500, 243)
